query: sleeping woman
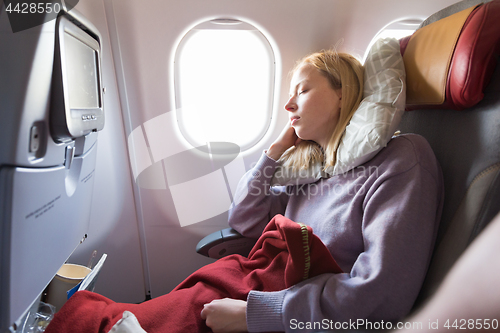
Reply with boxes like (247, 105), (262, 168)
(201, 43), (444, 332)
(44, 39), (443, 333)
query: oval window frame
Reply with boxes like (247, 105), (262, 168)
(173, 19), (276, 152)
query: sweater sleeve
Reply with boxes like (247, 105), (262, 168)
(246, 158), (444, 332)
(228, 152), (290, 239)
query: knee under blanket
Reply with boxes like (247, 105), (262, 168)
(44, 214), (342, 333)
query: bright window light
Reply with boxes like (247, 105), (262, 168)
(174, 20), (275, 151)
(363, 18), (423, 63)
(376, 28), (416, 41)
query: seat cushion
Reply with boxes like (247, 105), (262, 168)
(401, 1), (500, 110)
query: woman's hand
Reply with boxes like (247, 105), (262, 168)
(200, 298), (248, 333)
(266, 121), (302, 161)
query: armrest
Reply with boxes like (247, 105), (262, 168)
(196, 228), (257, 259)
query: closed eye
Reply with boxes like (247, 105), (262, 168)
(299, 90), (307, 95)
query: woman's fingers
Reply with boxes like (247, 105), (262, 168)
(267, 121), (300, 161)
(201, 298), (248, 333)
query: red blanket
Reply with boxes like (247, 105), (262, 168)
(45, 214), (342, 333)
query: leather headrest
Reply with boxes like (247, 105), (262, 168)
(400, 0), (500, 110)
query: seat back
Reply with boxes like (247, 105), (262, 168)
(398, 0), (500, 307)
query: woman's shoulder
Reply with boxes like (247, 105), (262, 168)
(385, 133), (436, 161)
(367, 133), (441, 178)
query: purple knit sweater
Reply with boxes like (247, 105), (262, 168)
(228, 134), (444, 332)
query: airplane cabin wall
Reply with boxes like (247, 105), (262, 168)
(68, 0), (459, 302)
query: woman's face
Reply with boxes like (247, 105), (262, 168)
(285, 64), (342, 148)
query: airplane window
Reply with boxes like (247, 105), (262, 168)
(174, 19), (275, 151)
(363, 18), (423, 63)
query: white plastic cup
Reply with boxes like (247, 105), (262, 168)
(45, 263), (91, 312)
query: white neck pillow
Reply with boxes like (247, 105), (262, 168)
(331, 37), (406, 175)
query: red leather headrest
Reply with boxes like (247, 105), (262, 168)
(401, 0), (500, 111)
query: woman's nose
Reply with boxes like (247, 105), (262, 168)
(284, 97), (296, 112)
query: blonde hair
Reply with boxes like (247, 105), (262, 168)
(278, 50), (364, 172)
